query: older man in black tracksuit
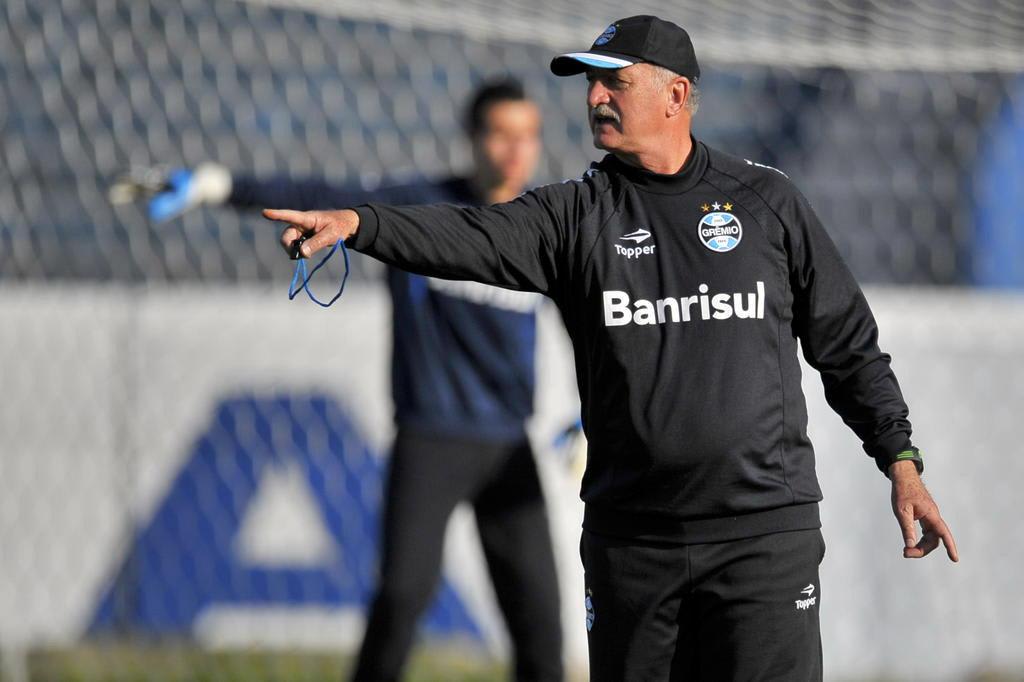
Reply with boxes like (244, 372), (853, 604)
(267, 16), (959, 681)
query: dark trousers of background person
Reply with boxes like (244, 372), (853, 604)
(583, 528), (826, 682)
(351, 428), (563, 682)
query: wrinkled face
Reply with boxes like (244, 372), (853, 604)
(586, 63), (669, 155)
(472, 99), (542, 190)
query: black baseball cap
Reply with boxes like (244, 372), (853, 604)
(550, 15), (700, 81)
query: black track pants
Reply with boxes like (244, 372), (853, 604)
(582, 528), (825, 682)
(351, 429), (563, 682)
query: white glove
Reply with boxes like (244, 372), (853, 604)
(110, 162), (232, 221)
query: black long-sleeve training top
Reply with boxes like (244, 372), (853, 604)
(346, 139), (915, 543)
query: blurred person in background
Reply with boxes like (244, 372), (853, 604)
(129, 79), (563, 682)
(266, 16), (959, 682)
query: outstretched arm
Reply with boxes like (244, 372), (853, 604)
(265, 178), (588, 297)
(116, 160), (439, 221)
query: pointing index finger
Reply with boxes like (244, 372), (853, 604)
(263, 208), (315, 228)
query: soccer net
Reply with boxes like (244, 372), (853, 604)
(258, 0), (1024, 72)
(2, 0), (1022, 284)
(1, 1), (1023, 681)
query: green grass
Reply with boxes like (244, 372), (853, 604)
(21, 646), (1024, 681)
(25, 643), (508, 682)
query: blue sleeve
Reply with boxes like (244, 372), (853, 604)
(228, 176), (436, 211)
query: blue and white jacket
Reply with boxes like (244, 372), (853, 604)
(231, 175), (540, 443)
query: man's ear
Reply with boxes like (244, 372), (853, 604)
(667, 77), (689, 117)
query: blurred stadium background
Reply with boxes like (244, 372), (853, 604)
(1, 0), (1023, 680)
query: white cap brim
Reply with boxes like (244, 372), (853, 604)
(550, 52), (637, 76)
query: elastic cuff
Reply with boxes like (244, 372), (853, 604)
(876, 445), (924, 477)
(349, 205), (381, 251)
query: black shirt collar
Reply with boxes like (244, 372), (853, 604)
(598, 137), (708, 194)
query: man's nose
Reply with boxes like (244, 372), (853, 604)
(587, 80), (610, 108)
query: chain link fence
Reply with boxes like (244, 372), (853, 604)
(2, 0), (1022, 284)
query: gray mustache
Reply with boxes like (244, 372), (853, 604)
(591, 104), (620, 124)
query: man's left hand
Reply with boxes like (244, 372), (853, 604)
(889, 460), (959, 562)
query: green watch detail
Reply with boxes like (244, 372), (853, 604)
(890, 447), (924, 475)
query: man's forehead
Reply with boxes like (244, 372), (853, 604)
(479, 99), (542, 128)
(486, 98), (539, 110)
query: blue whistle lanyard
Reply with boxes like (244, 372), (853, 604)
(288, 239), (350, 307)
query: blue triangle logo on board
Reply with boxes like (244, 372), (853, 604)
(89, 393), (481, 641)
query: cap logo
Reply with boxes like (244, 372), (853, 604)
(594, 24), (616, 46)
